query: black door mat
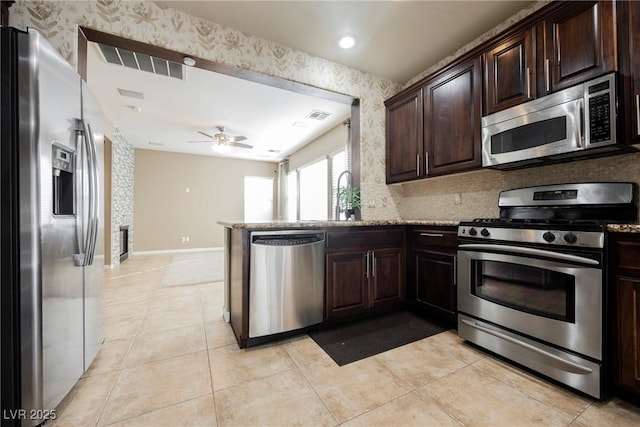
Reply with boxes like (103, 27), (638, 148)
(309, 311), (448, 366)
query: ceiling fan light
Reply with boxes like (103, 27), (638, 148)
(212, 143), (232, 154)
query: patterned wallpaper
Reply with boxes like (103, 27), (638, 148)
(9, 0), (403, 219)
(10, 0), (639, 223)
(110, 127), (135, 267)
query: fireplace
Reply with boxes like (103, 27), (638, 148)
(119, 225), (129, 263)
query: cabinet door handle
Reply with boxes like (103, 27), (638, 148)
(420, 232), (444, 237)
(545, 59), (550, 93)
(365, 251), (370, 278)
(416, 154), (420, 176)
(371, 251), (376, 278)
(636, 94), (640, 137)
(425, 152), (429, 174)
(453, 255), (458, 286)
(526, 67), (531, 99)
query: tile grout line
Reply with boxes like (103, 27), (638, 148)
(466, 359), (590, 423)
(200, 282), (221, 426)
(94, 265), (160, 426)
(280, 341), (340, 426)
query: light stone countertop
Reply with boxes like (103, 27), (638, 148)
(218, 220), (640, 232)
(608, 224), (640, 233)
(217, 219), (461, 229)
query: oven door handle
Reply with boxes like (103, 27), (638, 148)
(458, 244), (600, 266)
(460, 319), (593, 375)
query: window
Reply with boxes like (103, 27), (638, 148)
(299, 159), (328, 220)
(286, 149), (348, 221)
(244, 176), (274, 222)
(286, 172), (298, 221)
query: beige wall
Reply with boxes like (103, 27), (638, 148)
(134, 149), (277, 250)
(288, 124), (349, 171)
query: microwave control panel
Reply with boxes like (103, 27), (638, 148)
(589, 93), (611, 143)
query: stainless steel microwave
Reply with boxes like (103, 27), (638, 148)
(482, 73), (622, 169)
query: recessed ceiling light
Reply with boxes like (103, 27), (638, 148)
(339, 36), (356, 49)
(183, 56), (196, 66)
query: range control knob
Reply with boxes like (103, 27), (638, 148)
(542, 231), (556, 242)
(468, 228), (477, 236)
(480, 228), (490, 237)
(564, 233), (578, 244)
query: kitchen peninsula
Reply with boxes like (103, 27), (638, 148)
(219, 220), (460, 348)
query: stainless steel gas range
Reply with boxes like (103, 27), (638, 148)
(457, 182), (637, 399)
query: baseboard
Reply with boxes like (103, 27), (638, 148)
(132, 247), (224, 256)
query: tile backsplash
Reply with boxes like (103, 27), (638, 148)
(395, 151), (640, 220)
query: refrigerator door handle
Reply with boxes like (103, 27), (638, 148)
(83, 120), (100, 265)
(72, 121), (90, 266)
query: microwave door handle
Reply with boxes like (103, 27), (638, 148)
(457, 244), (600, 266)
(575, 99), (584, 148)
(635, 94), (640, 136)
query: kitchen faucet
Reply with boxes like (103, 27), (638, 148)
(335, 170), (352, 220)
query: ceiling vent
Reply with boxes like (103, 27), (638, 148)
(306, 110), (331, 121)
(118, 88), (145, 100)
(98, 43), (184, 80)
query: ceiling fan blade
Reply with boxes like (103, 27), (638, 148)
(197, 131), (217, 140)
(228, 135), (247, 142)
(232, 142), (253, 149)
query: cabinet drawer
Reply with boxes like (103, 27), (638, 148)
(326, 228), (404, 251)
(410, 229), (457, 250)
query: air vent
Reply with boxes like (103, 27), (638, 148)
(98, 43), (184, 80)
(117, 88), (145, 100)
(306, 110), (331, 120)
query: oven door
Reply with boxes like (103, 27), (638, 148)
(457, 244), (602, 360)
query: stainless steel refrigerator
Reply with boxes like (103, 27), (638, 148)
(1, 27), (104, 426)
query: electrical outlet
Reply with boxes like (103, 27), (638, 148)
(185, 236), (190, 243)
(454, 193), (462, 205)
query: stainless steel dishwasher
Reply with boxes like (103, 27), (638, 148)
(249, 229), (325, 339)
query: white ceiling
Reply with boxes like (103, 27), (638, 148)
(89, 1), (533, 161)
(87, 42), (351, 161)
(156, 0), (533, 83)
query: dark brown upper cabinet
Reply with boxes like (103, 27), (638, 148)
(541, 0), (616, 95)
(617, 0), (640, 145)
(424, 57), (482, 177)
(484, 29), (536, 115)
(385, 0), (623, 183)
(484, 1), (616, 115)
(385, 90), (423, 183)
(385, 57), (482, 184)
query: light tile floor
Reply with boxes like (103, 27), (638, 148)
(49, 254), (640, 426)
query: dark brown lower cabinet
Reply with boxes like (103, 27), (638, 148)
(407, 227), (458, 325)
(325, 227), (405, 320)
(326, 251), (368, 319)
(609, 233), (640, 405)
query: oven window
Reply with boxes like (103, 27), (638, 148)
(471, 260), (575, 322)
(491, 117), (567, 154)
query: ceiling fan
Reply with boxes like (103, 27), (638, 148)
(188, 126), (253, 149)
